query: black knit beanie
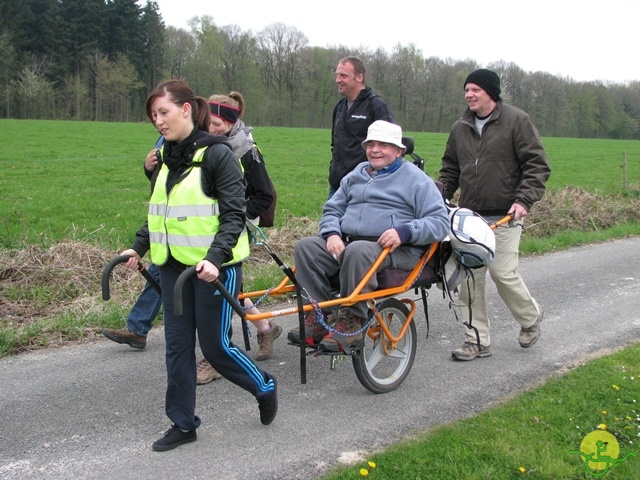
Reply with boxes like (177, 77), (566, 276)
(464, 69), (501, 101)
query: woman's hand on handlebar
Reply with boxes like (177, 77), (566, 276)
(120, 249), (140, 270)
(196, 260), (219, 283)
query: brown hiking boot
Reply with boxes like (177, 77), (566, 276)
(254, 321), (283, 361)
(196, 358), (222, 385)
(287, 311), (332, 346)
(102, 328), (146, 349)
(451, 342), (492, 361)
(319, 312), (363, 353)
(519, 307), (543, 348)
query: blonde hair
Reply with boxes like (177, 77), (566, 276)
(208, 91), (245, 119)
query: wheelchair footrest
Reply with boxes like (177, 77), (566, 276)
(287, 340), (364, 358)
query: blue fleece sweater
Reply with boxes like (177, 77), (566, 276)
(319, 159), (449, 246)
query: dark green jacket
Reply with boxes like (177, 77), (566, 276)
(439, 101), (551, 216)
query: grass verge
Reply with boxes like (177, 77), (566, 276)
(320, 342), (640, 479)
(1, 210), (639, 358)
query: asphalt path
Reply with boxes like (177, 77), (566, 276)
(1, 237), (640, 480)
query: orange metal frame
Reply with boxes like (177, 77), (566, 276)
(238, 242), (440, 327)
(237, 214), (512, 347)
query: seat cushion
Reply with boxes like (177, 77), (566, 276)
(376, 264), (436, 290)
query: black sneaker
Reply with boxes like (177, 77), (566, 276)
(257, 378), (278, 425)
(152, 425), (197, 452)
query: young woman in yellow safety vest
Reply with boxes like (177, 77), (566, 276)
(119, 79), (277, 452)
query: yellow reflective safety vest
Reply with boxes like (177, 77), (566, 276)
(148, 147), (250, 266)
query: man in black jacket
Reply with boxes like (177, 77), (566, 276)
(328, 56), (394, 198)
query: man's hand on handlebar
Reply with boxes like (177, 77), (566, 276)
(508, 203), (528, 221)
(378, 229), (401, 252)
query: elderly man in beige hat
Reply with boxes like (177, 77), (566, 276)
(288, 120), (450, 353)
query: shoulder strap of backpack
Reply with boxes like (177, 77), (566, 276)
(369, 93), (377, 120)
(193, 134), (231, 151)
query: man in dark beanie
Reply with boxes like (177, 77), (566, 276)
(439, 69), (551, 361)
(464, 68), (501, 102)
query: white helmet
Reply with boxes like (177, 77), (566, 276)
(448, 207), (495, 269)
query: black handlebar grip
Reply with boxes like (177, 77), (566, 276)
(101, 255), (131, 301)
(173, 266), (246, 318)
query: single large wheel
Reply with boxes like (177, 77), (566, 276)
(352, 298), (417, 394)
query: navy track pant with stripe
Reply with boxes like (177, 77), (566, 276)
(159, 262), (275, 430)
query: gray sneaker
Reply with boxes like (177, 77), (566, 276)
(196, 357), (222, 385)
(519, 308), (543, 348)
(451, 342), (492, 361)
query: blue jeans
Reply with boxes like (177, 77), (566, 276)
(125, 263), (162, 337)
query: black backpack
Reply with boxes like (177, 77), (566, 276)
(243, 145), (277, 228)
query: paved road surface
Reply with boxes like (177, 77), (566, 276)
(1, 238), (639, 479)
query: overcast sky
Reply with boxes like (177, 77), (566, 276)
(147, 0), (639, 84)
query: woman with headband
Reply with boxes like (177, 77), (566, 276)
(194, 91), (281, 385)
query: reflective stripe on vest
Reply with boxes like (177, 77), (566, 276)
(148, 146), (250, 266)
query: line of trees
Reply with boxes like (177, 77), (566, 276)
(2, 0), (640, 139)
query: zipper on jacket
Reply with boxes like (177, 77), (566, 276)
(474, 129), (482, 205)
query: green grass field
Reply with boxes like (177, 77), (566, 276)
(1, 119), (638, 250)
